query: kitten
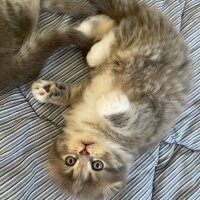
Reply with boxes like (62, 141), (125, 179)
(0, 0), (96, 89)
(32, 0), (191, 199)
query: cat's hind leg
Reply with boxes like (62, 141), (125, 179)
(76, 15), (115, 41)
(86, 30), (116, 67)
(76, 15), (116, 67)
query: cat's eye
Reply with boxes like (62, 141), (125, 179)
(91, 160), (104, 171)
(65, 156), (77, 166)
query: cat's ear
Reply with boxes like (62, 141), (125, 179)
(104, 182), (123, 197)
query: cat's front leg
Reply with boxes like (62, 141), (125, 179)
(32, 79), (89, 106)
(32, 80), (70, 106)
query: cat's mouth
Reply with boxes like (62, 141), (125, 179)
(79, 142), (94, 155)
(79, 149), (90, 155)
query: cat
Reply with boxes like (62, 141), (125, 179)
(32, 0), (191, 199)
(0, 0), (96, 89)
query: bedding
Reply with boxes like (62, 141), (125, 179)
(1, 0), (200, 199)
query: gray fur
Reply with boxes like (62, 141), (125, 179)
(41, 0), (97, 16)
(0, 0), (95, 89)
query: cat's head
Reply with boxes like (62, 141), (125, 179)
(48, 128), (130, 200)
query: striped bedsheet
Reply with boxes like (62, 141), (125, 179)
(1, 0), (199, 199)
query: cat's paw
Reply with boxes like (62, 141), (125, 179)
(86, 42), (109, 67)
(86, 31), (115, 67)
(32, 80), (55, 103)
(32, 80), (67, 104)
(96, 91), (130, 117)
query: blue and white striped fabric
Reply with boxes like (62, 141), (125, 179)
(1, 0), (200, 199)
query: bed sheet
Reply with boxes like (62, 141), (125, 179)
(1, 0), (200, 199)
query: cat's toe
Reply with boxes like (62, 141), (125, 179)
(31, 80), (54, 103)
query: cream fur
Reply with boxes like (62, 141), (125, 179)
(32, 80), (55, 103)
(66, 70), (114, 123)
(76, 14), (116, 67)
(76, 15), (115, 40)
(96, 91), (130, 117)
(86, 31), (116, 67)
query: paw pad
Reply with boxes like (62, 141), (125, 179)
(43, 85), (51, 93)
(32, 80), (54, 103)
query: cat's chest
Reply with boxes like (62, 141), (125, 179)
(70, 70), (115, 121)
(83, 70), (114, 105)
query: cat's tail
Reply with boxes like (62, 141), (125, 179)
(0, 0), (39, 88)
(88, 0), (142, 23)
(0, 27), (92, 89)
(0, 0), (94, 89)
(2, 0), (40, 44)
(41, 0), (98, 16)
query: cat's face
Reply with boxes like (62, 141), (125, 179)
(48, 129), (128, 200)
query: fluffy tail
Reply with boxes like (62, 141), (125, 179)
(0, 0), (92, 89)
(0, 27), (92, 89)
(0, 0), (40, 50)
(41, 0), (97, 16)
